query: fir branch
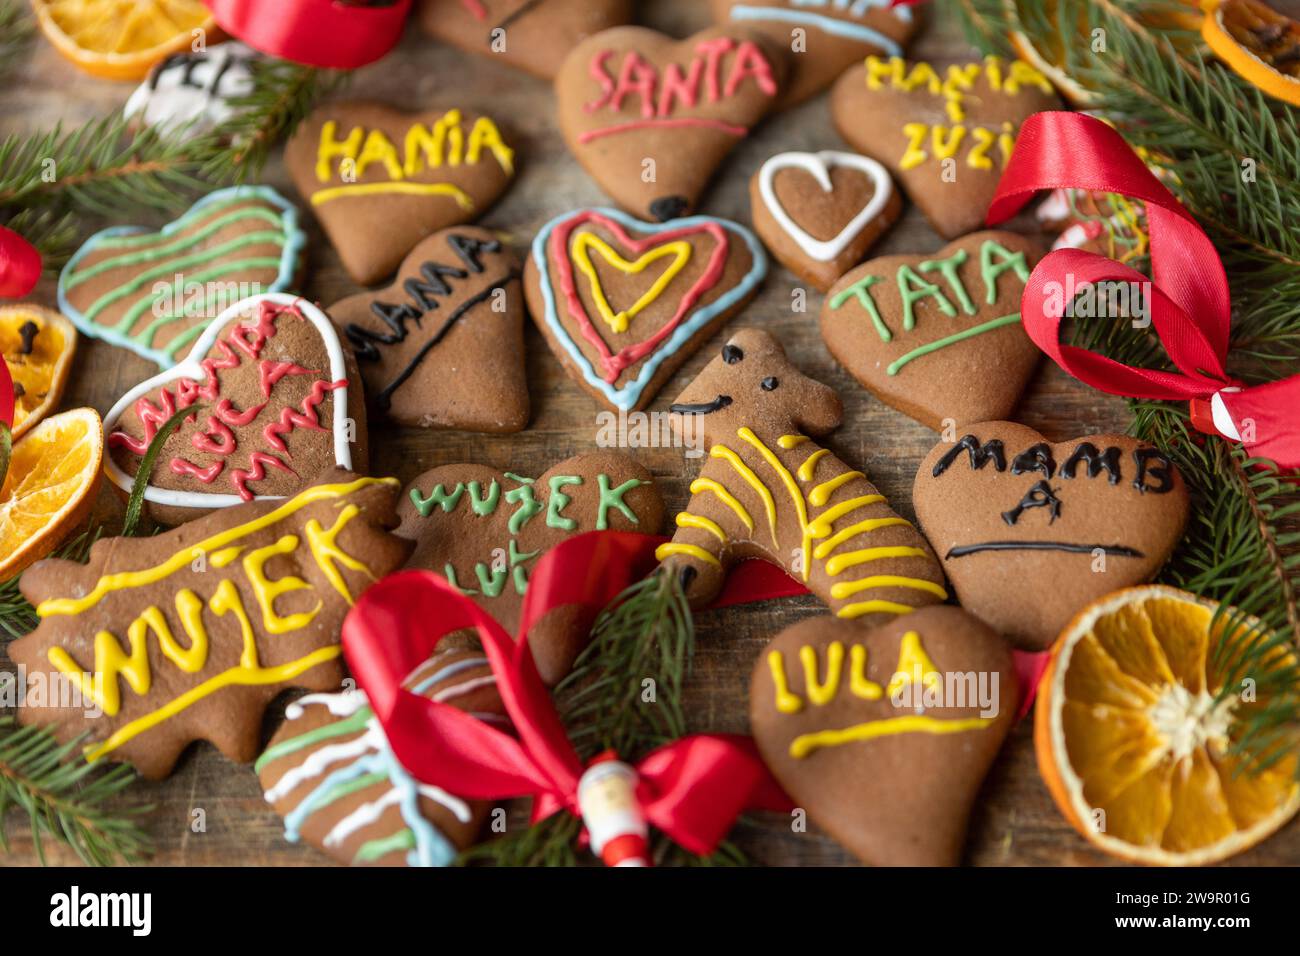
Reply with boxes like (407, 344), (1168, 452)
(0, 0), (33, 80)
(0, 206), (79, 272)
(0, 718), (151, 865)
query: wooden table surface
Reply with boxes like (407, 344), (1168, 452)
(2, 1), (1295, 867)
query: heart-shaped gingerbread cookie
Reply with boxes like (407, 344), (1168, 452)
(751, 150), (901, 292)
(914, 422), (1190, 650)
(750, 606), (1017, 866)
(285, 102), (516, 284)
(525, 207), (766, 412)
(820, 231), (1042, 429)
(58, 186), (305, 368)
(711, 0), (918, 106)
(328, 226), (527, 432)
(556, 26), (786, 221)
(104, 293), (367, 527)
(396, 452), (664, 684)
(416, 0), (634, 79)
(831, 55), (1058, 239)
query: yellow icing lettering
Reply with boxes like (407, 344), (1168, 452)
(354, 129), (403, 180)
(800, 642), (843, 706)
(900, 60), (941, 94)
(209, 579), (260, 670)
(768, 651), (803, 714)
(403, 119), (450, 176)
(303, 505), (375, 605)
(968, 126), (996, 170)
(160, 595), (207, 673)
(316, 121), (363, 182)
(999, 122), (1016, 165)
(900, 122), (929, 170)
(931, 124), (966, 160)
(1005, 59), (1053, 95)
(466, 116), (515, 174)
(848, 645), (882, 700)
(886, 630), (944, 699)
(48, 625), (149, 717)
(243, 535), (321, 635)
(864, 55), (903, 90)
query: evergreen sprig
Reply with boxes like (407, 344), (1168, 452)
(0, 0), (33, 80)
(0, 529), (99, 638)
(0, 718), (151, 865)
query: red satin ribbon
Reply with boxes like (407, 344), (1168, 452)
(0, 225), (40, 300)
(987, 111), (1300, 468)
(204, 0), (411, 69)
(341, 532), (792, 863)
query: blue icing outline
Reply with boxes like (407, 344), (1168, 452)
(729, 3), (905, 55)
(531, 207), (767, 411)
(56, 185), (305, 369)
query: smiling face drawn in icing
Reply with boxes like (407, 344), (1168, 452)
(658, 329), (946, 625)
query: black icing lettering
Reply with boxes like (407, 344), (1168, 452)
(1132, 447), (1176, 494)
(932, 435), (1007, 478)
(1010, 443), (1056, 478)
(446, 234), (500, 275)
(1061, 442), (1122, 484)
(404, 261), (469, 310)
(1001, 480), (1062, 526)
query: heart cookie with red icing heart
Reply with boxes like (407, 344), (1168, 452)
(524, 206), (766, 412)
(285, 101), (517, 284)
(415, 0), (634, 80)
(750, 606), (1017, 866)
(820, 231), (1042, 429)
(750, 150), (901, 292)
(104, 293), (368, 527)
(555, 25), (787, 221)
(831, 55), (1058, 239)
(913, 422), (1190, 650)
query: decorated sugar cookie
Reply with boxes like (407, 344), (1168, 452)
(656, 329), (946, 624)
(8, 471), (411, 779)
(416, 0), (633, 80)
(102, 294), (368, 527)
(396, 452), (664, 684)
(750, 606), (1017, 866)
(913, 422), (1190, 650)
(831, 55), (1059, 238)
(555, 26), (787, 221)
(711, 0), (918, 106)
(258, 647), (505, 867)
(328, 226), (527, 431)
(750, 150), (901, 291)
(285, 102), (517, 284)
(123, 42), (257, 139)
(525, 207), (766, 412)
(0, 304), (77, 441)
(820, 231), (1043, 429)
(57, 186), (305, 368)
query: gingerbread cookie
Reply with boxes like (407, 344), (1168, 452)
(328, 227), (527, 431)
(285, 102), (516, 284)
(820, 231), (1042, 430)
(124, 42), (257, 140)
(913, 422), (1190, 650)
(832, 55), (1059, 239)
(57, 186), (305, 368)
(655, 329), (946, 625)
(525, 207), (766, 412)
(9, 471), (411, 779)
(397, 452), (664, 684)
(416, 0), (633, 80)
(103, 294), (368, 527)
(258, 646), (505, 867)
(555, 25), (787, 221)
(750, 150), (901, 292)
(750, 607), (1017, 866)
(711, 0), (918, 106)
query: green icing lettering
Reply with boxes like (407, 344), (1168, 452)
(474, 560), (509, 598)
(897, 264), (956, 331)
(545, 475), (583, 531)
(830, 274), (891, 342)
(510, 540), (541, 597)
(444, 563), (477, 595)
(980, 240), (1031, 305)
(410, 483), (464, 517)
(918, 248), (976, 315)
(504, 478), (542, 534)
(468, 480), (500, 517)
(596, 475), (645, 530)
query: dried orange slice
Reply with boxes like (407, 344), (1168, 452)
(0, 305), (77, 442)
(32, 0), (219, 81)
(1203, 0), (1300, 105)
(1036, 585), (1300, 865)
(0, 407), (103, 582)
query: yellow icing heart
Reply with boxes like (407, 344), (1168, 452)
(571, 233), (692, 334)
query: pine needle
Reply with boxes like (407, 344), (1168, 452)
(0, 529), (99, 638)
(0, 0), (32, 81)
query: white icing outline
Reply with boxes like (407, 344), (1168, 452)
(102, 292), (353, 511)
(758, 150), (894, 263)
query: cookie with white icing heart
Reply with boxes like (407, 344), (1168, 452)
(104, 294), (368, 527)
(750, 607), (1017, 866)
(750, 150), (901, 291)
(416, 0), (633, 80)
(328, 227), (528, 432)
(710, 0), (919, 106)
(258, 646), (505, 867)
(285, 101), (517, 284)
(831, 55), (1058, 239)
(396, 451), (664, 684)
(124, 42), (257, 140)
(819, 231), (1042, 429)
(913, 422), (1190, 650)
(555, 25), (787, 221)
(525, 206), (766, 412)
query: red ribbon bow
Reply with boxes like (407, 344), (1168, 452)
(341, 532), (791, 866)
(0, 225), (40, 300)
(204, 0), (412, 69)
(987, 111), (1300, 469)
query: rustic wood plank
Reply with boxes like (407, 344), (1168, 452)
(1, 1), (1294, 867)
